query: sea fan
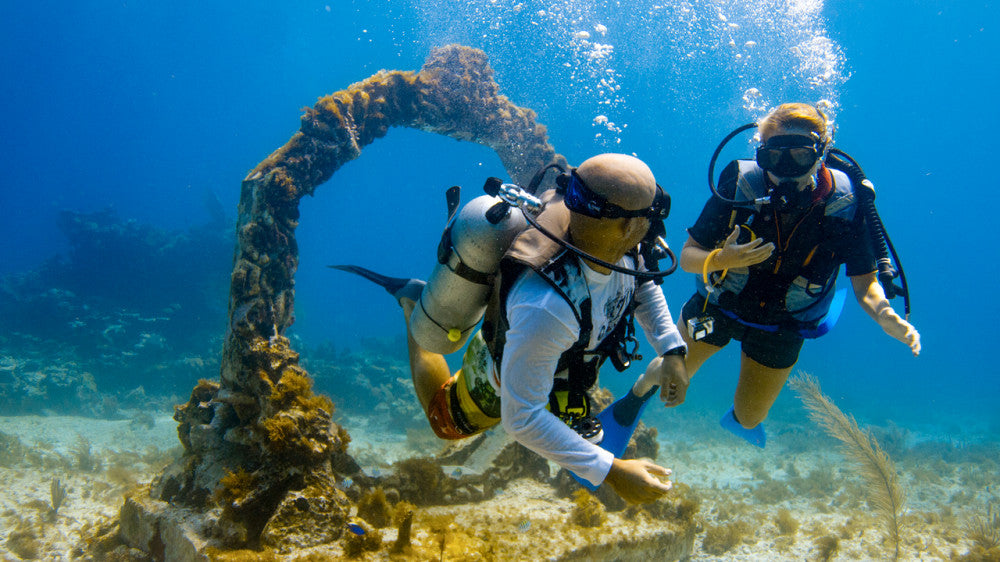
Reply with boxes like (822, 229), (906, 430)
(966, 503), (1000, 550)
(789, 373), (905, 561)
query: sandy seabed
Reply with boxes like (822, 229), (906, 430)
(0, 407), (995, 561)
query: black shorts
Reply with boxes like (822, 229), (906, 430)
(681, 293), (804, 369)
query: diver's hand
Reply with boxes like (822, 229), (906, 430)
(634, 355), (689, 407)
(877, 308), (921, 356)
(712, 227), (774, 270)
(604, 458), (672, 504)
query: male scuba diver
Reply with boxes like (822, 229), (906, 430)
(336, 154), (687, 504)
(665, 102), (920, 448)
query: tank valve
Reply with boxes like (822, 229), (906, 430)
(498, 183), (542, 214)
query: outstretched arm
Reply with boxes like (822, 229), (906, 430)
(850, 271), (921, 356)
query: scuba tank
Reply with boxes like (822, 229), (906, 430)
(404, 168), (678, 355)
(409, 188), (529, 354)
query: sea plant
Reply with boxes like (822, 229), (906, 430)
(391, 507), (414, 553)
(72, 434), (100, 472)
(814, 534), (840, 561)
(628, 481), (700, 524)
(48, 478), (68, 521)
(106, 461), (139, 488)
(213, 467), (257, 510)
(570, 489), (607, 527)
(790, 373), (905, 561)
(789, 467), (839, 498)
(0, 431), (27, 467)
(357, 487), (392, 528)
(702, 520), (754, 555)
(966, 503), (1000, 550)
(4, 520), (40, 559)
(751, 478), (793, 504)
(774, 508), (799, 535)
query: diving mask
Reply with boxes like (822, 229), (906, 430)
(563, 170), (670, 221)
(755, 133), (825, 179)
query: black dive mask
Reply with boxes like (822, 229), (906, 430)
(755, 133), (825, 179)
(562, 169), (670, 221)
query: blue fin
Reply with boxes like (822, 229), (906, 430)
(570, 386), (659, 491)
(720, 405), (766, 448)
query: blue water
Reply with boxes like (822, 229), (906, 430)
(1, 1), (997, 433)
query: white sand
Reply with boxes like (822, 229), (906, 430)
(0, 410), (989, 560)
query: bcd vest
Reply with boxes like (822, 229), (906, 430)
(481, 190), (638, 422)
(699, 160), (859, 328)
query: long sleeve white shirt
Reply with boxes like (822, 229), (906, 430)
(499, 257), (685, 486)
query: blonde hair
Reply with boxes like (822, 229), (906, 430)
(759, 103), (830, 142)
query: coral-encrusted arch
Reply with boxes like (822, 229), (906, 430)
(144, 45), (564, 549)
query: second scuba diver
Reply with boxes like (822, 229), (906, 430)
(655, 102), (921, 447)
(337, 154), (688, 504)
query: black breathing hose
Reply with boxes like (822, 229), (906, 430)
(519, 209), (679, 281)
(826, 149), (910, 318)
(708, 123), (758, 204)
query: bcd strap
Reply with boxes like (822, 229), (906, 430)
(594, 299), (640, 372)
(548, 378), (591, 422)
(445, 250), (494, 286)
(437, 227), (494, 286)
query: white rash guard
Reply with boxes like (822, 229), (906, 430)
(498, 256), (685, 486)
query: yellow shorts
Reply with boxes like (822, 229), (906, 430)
(427, 332), (501, 439)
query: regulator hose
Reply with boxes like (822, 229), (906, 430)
(826, 149), (910, 318)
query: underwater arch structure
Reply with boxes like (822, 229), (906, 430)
(139, 44), (567, 551)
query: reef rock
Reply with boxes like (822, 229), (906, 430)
(99, 44), (571, 558)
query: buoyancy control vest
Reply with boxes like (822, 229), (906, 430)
(700, 160), (859, 330)
(482, 190), (639, 422)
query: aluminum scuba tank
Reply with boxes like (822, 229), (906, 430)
(409, 194), (529, 354)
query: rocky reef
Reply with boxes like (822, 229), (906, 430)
(0, 207), (231, 416)
(91, 45), (693, 560)
(86, 45), (699, 560)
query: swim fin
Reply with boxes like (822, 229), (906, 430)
(719, 405), (766, 448)
(570, 385), (659, 491)
(329, 264), (425, 303)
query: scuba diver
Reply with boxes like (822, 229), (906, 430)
(668, 102), (920, 448)
(335, 154), (688, 504)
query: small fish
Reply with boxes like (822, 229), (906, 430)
(367, 467), (381, 478)
(346, 523), (366, 536)
(450, 468), (463, 478)
(337, 477), (353, 489)
(517, 520), (531, 532)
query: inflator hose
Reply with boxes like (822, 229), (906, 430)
(707, 123), (758, 205)
(826, 149), (910, 318)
